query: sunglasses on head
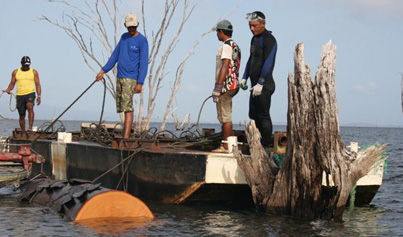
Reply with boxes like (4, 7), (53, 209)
(246, 12), (265, 21)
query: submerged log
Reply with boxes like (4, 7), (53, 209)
(234, 41), (386, 220)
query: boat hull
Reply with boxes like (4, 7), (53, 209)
(10, 138), (382, 207)
(0, 165), (31, 188)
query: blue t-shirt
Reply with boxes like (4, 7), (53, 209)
(102, 32), (149, 84)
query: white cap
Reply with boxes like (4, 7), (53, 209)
(125, 14), (139, 27)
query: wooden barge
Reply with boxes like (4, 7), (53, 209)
(7, 124), (384, 207)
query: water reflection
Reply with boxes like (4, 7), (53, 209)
(75, 217), (155, 236)
(343, 206), (385, 236)
(201, 210), (246, 235)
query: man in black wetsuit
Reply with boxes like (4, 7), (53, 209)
(240, 11), (277, 151)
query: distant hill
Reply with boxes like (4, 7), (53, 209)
(341, 122), (403, 128)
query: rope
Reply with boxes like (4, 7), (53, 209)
(25, 78), (105, 178)
(116, 149), (135, 191)
(98, 79), (107, 126)
(81, 122), (114, 146)
(37, 120), (66, 133)
(30, 79), (105, 144)
(151, 129), (178, 140)
(92, 148), (143, 184)
(76, 79), (110, 145)
(0, 91), (17, 119)
(29, 171), (47, 181)
(79, 94), (215, 147)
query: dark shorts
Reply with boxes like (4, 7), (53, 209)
(16, 92), (35, 116)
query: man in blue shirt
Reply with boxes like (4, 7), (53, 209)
(96, 13), (149, 138)
(240, 11), (277, 151)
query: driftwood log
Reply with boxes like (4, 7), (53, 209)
(234, 41), (386, 220)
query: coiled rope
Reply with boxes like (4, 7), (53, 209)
(0, 91), (17, 119)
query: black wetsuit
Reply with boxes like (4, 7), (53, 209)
(242, 29), (277, 147)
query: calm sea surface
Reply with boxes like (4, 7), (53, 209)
(0, 119), (402, 236)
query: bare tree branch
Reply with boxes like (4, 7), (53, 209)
(39, 0), (119, 99)
(41, 0), (225, 132)
(143, 0), (198, 131)
(160, 27), (211, 130)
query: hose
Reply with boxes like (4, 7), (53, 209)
(196, 95), (213, 133)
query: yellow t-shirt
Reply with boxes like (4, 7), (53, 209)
(16, 68), (35, 96)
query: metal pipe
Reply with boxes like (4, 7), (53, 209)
(0, 145), (44, 170)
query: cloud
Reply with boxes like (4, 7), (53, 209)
(351, 82), (379, 95)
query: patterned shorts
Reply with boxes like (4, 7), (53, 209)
(116, 78), (137, 113)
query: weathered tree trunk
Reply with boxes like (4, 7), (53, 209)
(234, 41), (386, 220)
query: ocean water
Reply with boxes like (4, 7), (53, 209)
(0, 119), (402, 236)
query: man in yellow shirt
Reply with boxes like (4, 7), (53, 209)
(3, 56), (42, 131)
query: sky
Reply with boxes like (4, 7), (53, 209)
(0, 0), (402, 128)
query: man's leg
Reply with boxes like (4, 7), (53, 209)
(255, 89), (274, 148)
(249, 92), (257, 120)
(222, 122), (232, 150)
(116, 78), (136, 139)
(16, 96), (26, 131)
(19, 115), (26, 131)
(250, 92), (265, 140)
(220, 89), (238, 150)
(123, 111), (133, 139)
(26, 102), (35, 130)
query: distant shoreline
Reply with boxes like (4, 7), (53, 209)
(1, 118), (402, 129)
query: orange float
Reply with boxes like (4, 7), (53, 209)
(75, 190), (154, 221)
(19, 178), (154, 222)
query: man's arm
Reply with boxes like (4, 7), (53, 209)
(96, 37), (122, 81)
(217, 59), (230, 85)
(136, 37), (149, 85)
(34, 70), (41, 105)
(242, 57), (251, 80)
(258, 35), (277, 85)
(3, 70), (17, 94)
(134, 37), (149, 93)
(242, 37), (254, 81)
(212, 58), (229, 103)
